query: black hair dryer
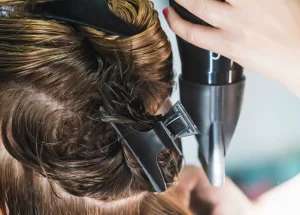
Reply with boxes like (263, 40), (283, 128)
(169, 0), (246, 186)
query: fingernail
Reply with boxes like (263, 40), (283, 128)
(163, 7), (169, 19)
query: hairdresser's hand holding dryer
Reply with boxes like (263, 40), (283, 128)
(163, 0), (300, 214)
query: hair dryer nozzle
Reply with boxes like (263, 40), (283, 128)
(180, 77), (245, 186)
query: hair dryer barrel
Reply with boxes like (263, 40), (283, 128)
(178, 38), (244, 85)
(169, 0), (246, 186)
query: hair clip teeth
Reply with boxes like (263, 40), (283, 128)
(164, 101), (200, 138)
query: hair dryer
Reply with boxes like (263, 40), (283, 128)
(169, 0), (246, 186)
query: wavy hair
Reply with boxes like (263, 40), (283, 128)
(0, 0), (191, 214)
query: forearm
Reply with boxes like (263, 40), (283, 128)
(253, 174), (300, 215)
(283, 71), (300, 98)
(276, 49), (300, 98)
(248, 45), (300, 99)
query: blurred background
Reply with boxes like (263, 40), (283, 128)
(153, 0), (300, 199)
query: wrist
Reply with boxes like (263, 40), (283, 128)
(281, 70), (300, 98)
(266, 48), (300, 98)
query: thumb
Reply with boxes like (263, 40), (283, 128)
(163, 6), (227, 57)
(172, 165), (210, 207)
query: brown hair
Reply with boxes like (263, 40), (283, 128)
(0, 0), (191, 214)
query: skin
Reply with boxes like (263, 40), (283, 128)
(164, 0), (300, 214)
(172, 166), (300, 215)
(164, 0), (300, 98)
(170, 166), (254, 215)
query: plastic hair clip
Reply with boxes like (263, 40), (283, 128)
(100, 101), (199, 192)
(40, 0), (136, 37)
(163, 101), (200, 139)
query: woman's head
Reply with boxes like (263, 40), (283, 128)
(0, 0), (190, 214)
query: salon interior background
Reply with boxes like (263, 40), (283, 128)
(154, 0), (300, 197)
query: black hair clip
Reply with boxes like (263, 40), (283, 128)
(101, 101), (199, 192)
(40, 0), (136, 37)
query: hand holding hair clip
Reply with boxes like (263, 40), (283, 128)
(100, 101), (199, 192)
(40, 0), (136, 37)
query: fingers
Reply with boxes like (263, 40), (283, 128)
(165, 7), (228, 55)
(174, 0), (232, 28)
(172, 165), (210, 207)
(178, 166), (210, 189)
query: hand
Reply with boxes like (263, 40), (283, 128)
(164, 0), (300, 97)
(171, 166), (254, 215)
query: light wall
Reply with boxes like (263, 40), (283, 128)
(153, 0), (300, 169)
